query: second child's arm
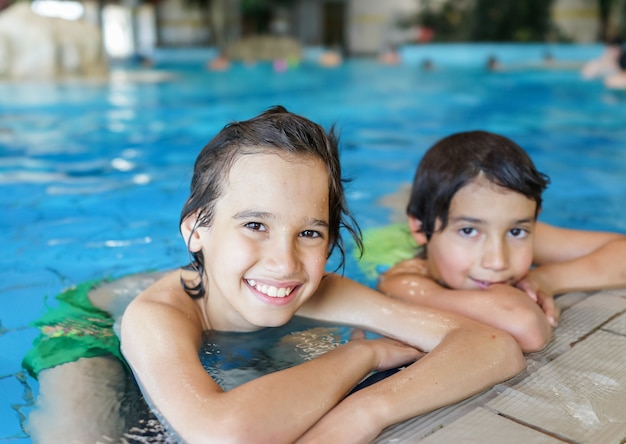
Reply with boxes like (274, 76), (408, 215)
(525, 222), (626, 295)
(378, 262), (552, 352)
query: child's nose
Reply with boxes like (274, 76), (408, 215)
(265, 237), (299, 276)
(481, 239), (509, 271)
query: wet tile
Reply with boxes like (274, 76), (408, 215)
(602, 311), (626, 336)
(527, 291), (626, 362)
(374, 389), (499, 442)
(486, 330), (626, 443)
(418, 407), (562, 443)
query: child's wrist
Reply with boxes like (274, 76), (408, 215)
(341, 340), (378, 373)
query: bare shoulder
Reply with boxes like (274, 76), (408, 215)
(381, 257), (429, 278)
(121, 269), (205, 358)
(534, 222), (626, 264)
(378, 257), (437, 298)
(89, 271), (169, 318)
(132, 269), (201, 318)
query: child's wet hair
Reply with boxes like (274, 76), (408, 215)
(408, 130), (550, 240)
(180, 105), (362, 298)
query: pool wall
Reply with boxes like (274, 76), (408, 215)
(151, 43), (605, 68)
(399, 43), (604, 67)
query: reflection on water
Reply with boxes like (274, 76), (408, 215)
(200, 316), (356, 391)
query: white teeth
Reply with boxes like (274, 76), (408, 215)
(246, 279), (294, 298)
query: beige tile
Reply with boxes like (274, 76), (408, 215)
(418, 407), (563, 444)
(487, 330), (626, 443)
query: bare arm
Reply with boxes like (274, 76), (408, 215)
(297, 275), (526, 442)
(378, 260), (552, 352)
(120, 271), (421, 444)
(528, 222), (626, 294)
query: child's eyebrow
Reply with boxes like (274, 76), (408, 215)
(234, 210), (330, 228)
(450, 216), (484, 224)
(513, 217), (535, 225)
(234, 210), (273, 220)
(451, 216), (535, 225)
(307, 219), (330, 229)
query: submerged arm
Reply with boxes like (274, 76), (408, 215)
(120, 271), (420, 444)
(378, 261), (552, 352)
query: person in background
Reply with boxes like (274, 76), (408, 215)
(207, 52), (230, 71)
(120, 107), (525, 444)
(486, 55), (501, 71)
(379, 130), (626, 353)
(421, 58), (434, 71)
(379, 44), (401, 65)
(581, 37), (624, 79)
(604, 49), (626, 89)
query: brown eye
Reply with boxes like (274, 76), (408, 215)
(300, 230), (322, 238)
(459, 227), (477, 237)
(244, 222), (266, 232)
(509, 228), (528, 239)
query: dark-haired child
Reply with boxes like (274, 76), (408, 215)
(379, 130), (626, 352)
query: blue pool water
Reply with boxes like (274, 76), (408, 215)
(2, 46), (626, 441)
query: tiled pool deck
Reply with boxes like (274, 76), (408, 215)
(376, 287), (626, 443)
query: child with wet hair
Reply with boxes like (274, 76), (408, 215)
(379, 130), (626, 352)
(121, 108), (524, 443)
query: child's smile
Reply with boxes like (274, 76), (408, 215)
(245, 278), (296, 299)
(425, 175), (537, 291)
(244, 278), (301, 307)
(188, 152), (331, 331)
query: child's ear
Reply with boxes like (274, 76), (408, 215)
(180, 213), (203, 252)
(408, 216), (428, 246)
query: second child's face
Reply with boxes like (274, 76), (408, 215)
(190, 152), (331, 331)
(425, 176), (536, 291)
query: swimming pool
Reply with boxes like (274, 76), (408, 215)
(2, 45), (626, 442)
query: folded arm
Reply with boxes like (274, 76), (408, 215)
(528, 223), (626, 295)
(298, 275), (526, 442)
(378, 262), (552, 352)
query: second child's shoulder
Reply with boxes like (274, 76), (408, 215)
(382, 257), (429, 278)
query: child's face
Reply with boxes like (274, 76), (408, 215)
(424, 176), (536, 291)
(189, 152), (331, 331)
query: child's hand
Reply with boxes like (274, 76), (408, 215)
(350, 330), (424, 372)
(516, 273), (560, 327)
(298, 337), (424, 444)
(535, 289), (559, 328)
(370, 337), (425, 371)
